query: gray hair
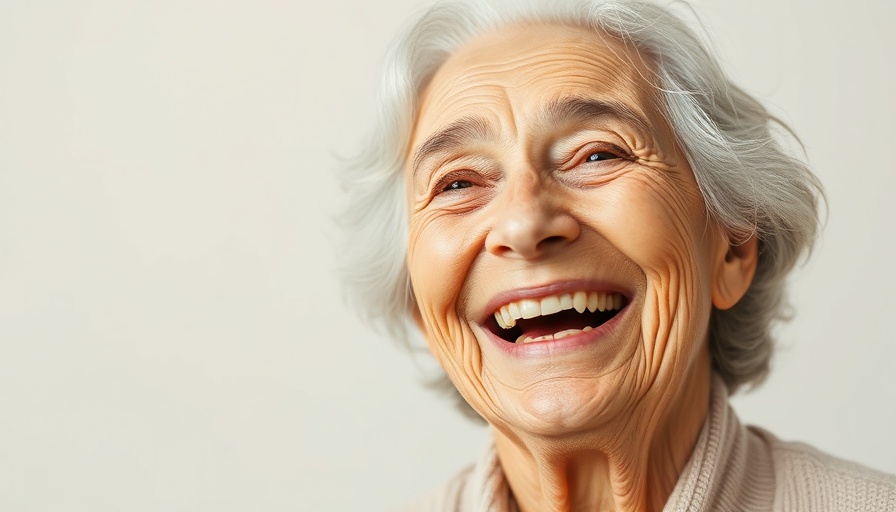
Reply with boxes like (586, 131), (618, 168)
(337, 0), (824, 403)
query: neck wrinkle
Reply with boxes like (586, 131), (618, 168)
(494, 357), (712, 512)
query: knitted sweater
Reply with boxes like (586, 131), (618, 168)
(401, 377), (896, 511)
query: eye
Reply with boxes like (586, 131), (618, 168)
(433, 169), (481, 194)
(430, 167), (492, 200)
(586, 151), (620, 162)
(442, 179), (473, 192)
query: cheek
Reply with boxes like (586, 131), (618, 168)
(594, 172), (712, 284)
(406, 210), (483, 351)
(407, 211), (499, 415)
(585, 172), (715, 372)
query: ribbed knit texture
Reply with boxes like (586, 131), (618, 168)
(400, 375), (896, 511)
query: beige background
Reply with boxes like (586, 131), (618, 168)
(0, 0), (894, 510)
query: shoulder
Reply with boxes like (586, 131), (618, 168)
(750, 426), (896, 511)
(392, 464), (475, 512)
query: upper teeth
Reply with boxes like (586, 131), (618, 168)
(493, 291), (625, 329)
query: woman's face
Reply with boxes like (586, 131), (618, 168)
(405, 24), (749, 436)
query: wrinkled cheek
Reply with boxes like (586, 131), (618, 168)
(406, 219), (483, 385)
(638, 245), (712, 394)
(600, 178), (712, 387)
(410, 276), (490, 416)
(622, 230), (709, 387)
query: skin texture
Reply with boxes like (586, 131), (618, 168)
(405, 23), (758, 512)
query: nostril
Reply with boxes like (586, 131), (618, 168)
(538, 235), (570, 249)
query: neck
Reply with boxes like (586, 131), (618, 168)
(493, 353), (712, 512)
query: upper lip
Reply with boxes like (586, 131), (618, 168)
(478, 279), (633, 324)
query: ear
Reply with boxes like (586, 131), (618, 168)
(711, 234), (758, 310)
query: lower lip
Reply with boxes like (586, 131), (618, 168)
(483, 303), (631, 357)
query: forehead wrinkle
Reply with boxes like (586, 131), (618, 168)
(412, 24), (662, 176)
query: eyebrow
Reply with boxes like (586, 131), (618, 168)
(410, 97), (651, 177)
(539, 96), (651, 135)
(411, 115), (493, 178)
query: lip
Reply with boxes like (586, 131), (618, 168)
(475, 279), (634, 356)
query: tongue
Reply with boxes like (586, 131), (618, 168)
(516, 309), (607, 338)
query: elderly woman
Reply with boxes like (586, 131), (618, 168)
(340, 0), (896, 510)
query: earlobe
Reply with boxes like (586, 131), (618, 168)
(711, 234), (759, 310)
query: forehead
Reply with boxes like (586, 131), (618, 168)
(412, 22), (660, 147)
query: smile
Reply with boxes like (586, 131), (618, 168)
(489, 291), (628, 344)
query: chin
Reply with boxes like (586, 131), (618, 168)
(503, 378), (625, 437)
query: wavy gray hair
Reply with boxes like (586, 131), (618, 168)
(338, 0), (823, 405)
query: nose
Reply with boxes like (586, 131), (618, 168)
(484, 181), (580, 259)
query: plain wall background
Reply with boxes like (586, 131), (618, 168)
(0, 0), (893, 510)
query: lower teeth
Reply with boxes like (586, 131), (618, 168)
(516, 326), (593, 344)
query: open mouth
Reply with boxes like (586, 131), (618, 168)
(487, 291), (628, 343)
